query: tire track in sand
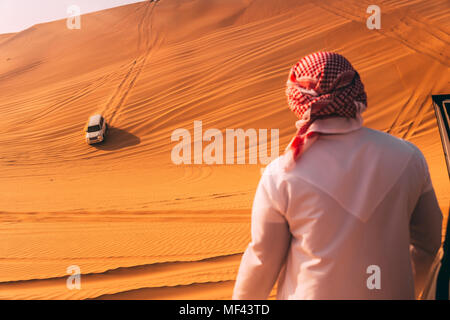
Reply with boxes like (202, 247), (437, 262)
(387, 61), (443, 139)
(313, 0), (449, 67)
(22, 71), (119, 126)
(102, 2), (159, 126)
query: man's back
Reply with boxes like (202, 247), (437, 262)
(233, 123), (443, 299)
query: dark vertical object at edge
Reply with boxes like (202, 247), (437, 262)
(432, 94), (450, 178)
(432, 94), (450, 300)
(436, 207), (450, 300)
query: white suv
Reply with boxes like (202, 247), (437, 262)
(85, 114), (108, 144)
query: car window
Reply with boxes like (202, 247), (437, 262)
(87, 125), (101, 132)
(99, 118), (103, 127)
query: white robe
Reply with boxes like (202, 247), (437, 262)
(232, 116), (443, 300)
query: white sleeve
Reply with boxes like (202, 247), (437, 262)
(232, 170), (291, 300)
(409, 149), (443, 298)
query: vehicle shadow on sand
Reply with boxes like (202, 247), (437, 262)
(92, 127), (140, 151)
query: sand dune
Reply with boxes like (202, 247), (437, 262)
(0, 0), (449, 299)
(0, 250), (242, 300)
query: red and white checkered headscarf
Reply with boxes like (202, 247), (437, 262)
(284, 51), (367, 170)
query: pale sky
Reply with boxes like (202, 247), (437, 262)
(0, 0), (146, 34)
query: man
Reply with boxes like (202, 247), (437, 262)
(232, 52), (443, 299)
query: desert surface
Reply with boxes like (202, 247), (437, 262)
(0, 0), (449, 299)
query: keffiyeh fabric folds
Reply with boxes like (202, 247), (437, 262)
(284, 51), (367, 170)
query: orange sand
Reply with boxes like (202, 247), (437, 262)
(0, 0), (448, 299)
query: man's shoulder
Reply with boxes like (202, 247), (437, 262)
(262, 156), (286, 178)
(360, 127), (420, 155)
(358, 128), (429, 181)
(261, 127), (427, 179)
